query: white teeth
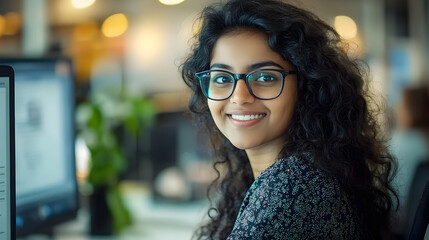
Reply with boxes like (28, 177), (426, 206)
(231, 114), (265, 120)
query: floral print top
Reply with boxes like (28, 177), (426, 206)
(227, 154), (363, 240)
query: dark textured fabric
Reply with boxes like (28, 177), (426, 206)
(227, 155), (363, 239)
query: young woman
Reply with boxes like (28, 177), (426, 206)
(181, 0), (397, 239)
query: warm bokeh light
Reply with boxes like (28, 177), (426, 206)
(73, 21), (98, 41)
(0, 15), (5, 37)
(334, 15), (358, 39)
(159, 0), (185, 5)
(101, 13), (128, 38)
(129, 22), (165, 67)
(178, 12), (200, 43)
(75, 138), (90, 183)
(72, 0), (96, 9)
(4, 12), (21, 35)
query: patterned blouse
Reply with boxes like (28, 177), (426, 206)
(227, 154), (364, 240)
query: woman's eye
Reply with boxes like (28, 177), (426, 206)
(256, 74), (277, 82)
(213, 75), (232, 84)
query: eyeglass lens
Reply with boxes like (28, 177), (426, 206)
(199, 70), (284, 100)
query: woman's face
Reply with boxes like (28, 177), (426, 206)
(207, 30), (298, 151)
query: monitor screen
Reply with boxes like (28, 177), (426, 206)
(0, 58), (78, 237)
(0, 65), (15, 240)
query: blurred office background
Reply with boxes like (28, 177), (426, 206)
(0, 0), (428, 239)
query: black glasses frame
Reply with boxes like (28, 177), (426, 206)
(195, 69), (298, 101)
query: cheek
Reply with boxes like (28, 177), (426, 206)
(274, 88), (297, 123)
(207, 100), (224, 126)
(270, 99), (297, 133)
(207, 100), (216, 116)
(271, 101), (295, 128)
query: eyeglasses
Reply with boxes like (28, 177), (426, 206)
(195, 69), (298, 101)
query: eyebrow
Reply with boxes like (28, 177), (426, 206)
(210, 61), (284, 71)
(210, 63), (232, 70)
(249, 61), (284, 70)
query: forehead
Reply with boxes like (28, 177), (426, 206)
(210, 29), (292, 70)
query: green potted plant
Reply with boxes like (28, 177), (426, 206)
(76, 92), (156, 235)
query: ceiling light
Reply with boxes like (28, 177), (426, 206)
(159, 0), (185, 6)
(72, 0), (96, 9)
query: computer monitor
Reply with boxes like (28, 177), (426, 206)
(0, 65), (16, 240)
(0, 58), (78, 237)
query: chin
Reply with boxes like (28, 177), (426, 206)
(229, 140), (260, 150)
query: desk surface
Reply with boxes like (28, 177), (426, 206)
(20, 182), (209, 240)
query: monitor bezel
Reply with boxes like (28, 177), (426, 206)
(0, 58), (79, 237)
(0, 65), (16, 240)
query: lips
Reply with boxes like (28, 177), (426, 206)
(227, 112), (267, 127)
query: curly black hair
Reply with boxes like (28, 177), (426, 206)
(180, 0), (398, 239)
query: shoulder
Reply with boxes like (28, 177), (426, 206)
(229, 154), (363, 239)
(251, 155), (349, 213)
(255, 154), (334, 196)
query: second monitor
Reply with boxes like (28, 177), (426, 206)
(0, 58), (79, 237)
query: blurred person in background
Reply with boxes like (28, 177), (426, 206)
(389, 85), (429, 237)
(391, 85), (429, 202)
(181, 0), (398, 239)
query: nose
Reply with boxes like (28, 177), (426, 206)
(230, 79), (255, 104)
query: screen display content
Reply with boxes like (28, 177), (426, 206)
(0, 59), (78, 237)
(0, 77), (10, 240)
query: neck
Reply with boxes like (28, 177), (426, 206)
(245, 138), (285, 179)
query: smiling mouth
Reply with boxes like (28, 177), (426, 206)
(230, 114), (266, 121)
